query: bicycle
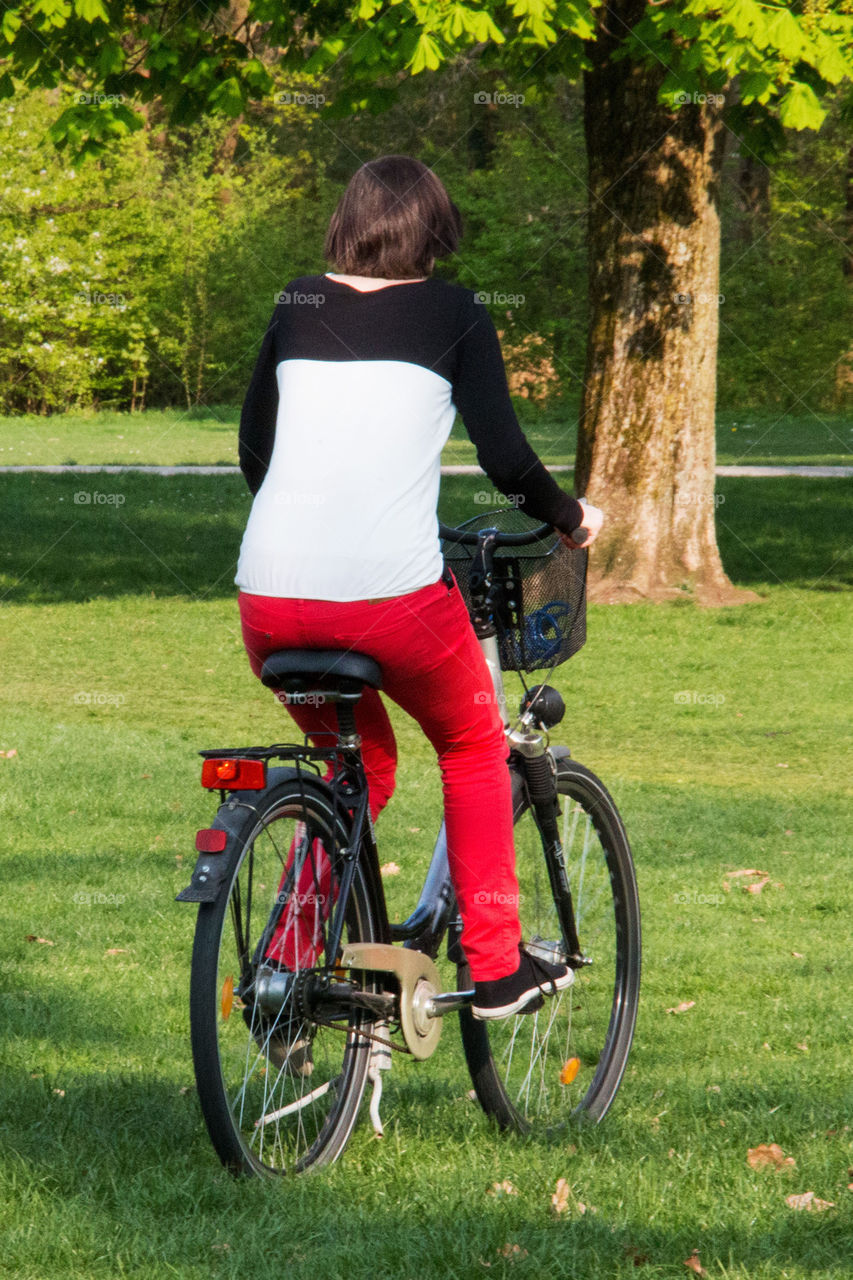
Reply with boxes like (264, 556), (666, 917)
(177, 508), (641, 1176)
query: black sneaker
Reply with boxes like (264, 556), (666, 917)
(472, 946), (574, 1020)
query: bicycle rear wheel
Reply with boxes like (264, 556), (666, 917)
(189, 773), (381, 1175)
(459, 756), (640, 1130)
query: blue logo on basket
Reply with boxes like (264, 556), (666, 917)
(522, 601), (571, 664)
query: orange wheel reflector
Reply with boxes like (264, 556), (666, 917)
(201, 758), (266, 790)
(221, 974), (234, 1021)
(560, 1056), (581, 1085)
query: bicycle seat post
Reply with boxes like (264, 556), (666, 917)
(334, 692), (361, 750)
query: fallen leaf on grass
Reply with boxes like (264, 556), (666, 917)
(785, 1191), (835, 1212)
(25, 935), (54, 946)
(747, 1143), (795, 1171)
(480, 1243), (529, 1266)
(380, 862), (400, 877)
(0, 748), (18, 758)
(791, 951), (804, 959)
(552, 1178), (571, 1215)
(497, 1243), (527, 1260)
(488, 1180), (518, 1198)
(666, 1001), (695, 1014)
(104, 948), (127, 956)
(52, 1089), (65, 1097)
(722, 868), (768, 893)
(683, 1250), (708, 1278)
(551, 1178), (594, 1216)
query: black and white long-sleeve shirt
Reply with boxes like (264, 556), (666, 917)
(235, 274), (583, 601)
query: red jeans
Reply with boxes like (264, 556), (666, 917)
(238, 575), (522, 981)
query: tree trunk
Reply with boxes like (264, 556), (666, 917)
(577, 3), (757, 604)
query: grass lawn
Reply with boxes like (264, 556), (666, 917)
(0, 472), (851, 1278)
(1, 403), (851, 469)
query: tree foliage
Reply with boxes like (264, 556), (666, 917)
(1, 2), (851, 158)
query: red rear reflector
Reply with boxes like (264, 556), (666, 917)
(201, 758), (266, 790)
(196, 828), (228, 853)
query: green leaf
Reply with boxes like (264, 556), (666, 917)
(738, 70), (775, 105)
(410, 31), (442, 73)
(468, 9), (505, 43)
(73, 0), (108, 22)
(1, 8), (23, 41)
(717, 0), (767, 45)
(765, 7), (808, 62)
(207, 75), (245, 116)
(778, 80), (825, 132)
(812, 31), (852, 85)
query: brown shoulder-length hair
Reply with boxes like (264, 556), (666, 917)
(324, 155), (462, 278)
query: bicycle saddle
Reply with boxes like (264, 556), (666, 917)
(260, 648), (383, 692)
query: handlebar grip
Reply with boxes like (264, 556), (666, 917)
(569, 526), (590, 546)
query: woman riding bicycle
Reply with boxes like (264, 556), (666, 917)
(235, 154), (603, 1020)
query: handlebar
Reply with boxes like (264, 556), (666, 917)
(438, 520), (590, 548)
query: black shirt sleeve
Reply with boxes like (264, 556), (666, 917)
(239, 306), (282, 495)
(451, 293), (583, 535)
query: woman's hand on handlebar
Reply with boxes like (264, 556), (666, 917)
(559, 498), (604, 549)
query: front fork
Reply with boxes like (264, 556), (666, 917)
(478, 631), (584, 966)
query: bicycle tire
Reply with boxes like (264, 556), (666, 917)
(458, 756), (640, 1130)
(189, 772), (382, 1176)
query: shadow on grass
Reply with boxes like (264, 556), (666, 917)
(1, 1058), (852, 1278)
(1, 474), (251, 605)
(715, 478), (852, 590)
(1, 474), (849, 606)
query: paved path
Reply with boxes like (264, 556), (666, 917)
(1, 463), (851, 477)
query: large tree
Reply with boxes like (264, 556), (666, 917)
(3, 0), (851, 601)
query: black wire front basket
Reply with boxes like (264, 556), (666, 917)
(441, 508), (588, 673)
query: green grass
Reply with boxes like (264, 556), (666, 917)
(2, 403), (851, 469)
(1, 473), (851, 1278)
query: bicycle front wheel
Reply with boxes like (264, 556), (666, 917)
(459, 756), (640, 1130)
(189, 774), (382, 1176)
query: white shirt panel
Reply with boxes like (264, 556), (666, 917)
(235, 358), (456, 600)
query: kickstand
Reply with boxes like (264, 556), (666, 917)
(367, 1021), (392, 1137)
